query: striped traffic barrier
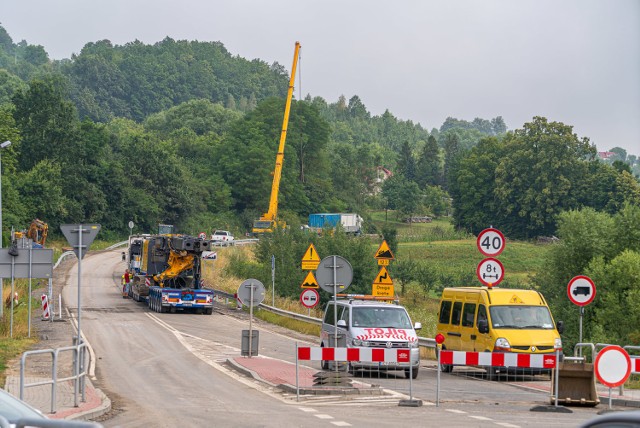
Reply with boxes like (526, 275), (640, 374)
(41, 294), (50, 320)
(297, 346), (410, 363)
(440, 350), (557, 369)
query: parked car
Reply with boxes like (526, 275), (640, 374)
(579, 410), (640, 427)
(211, 230), (234, 246)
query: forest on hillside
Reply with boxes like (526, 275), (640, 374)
(0, 25), (638, 243)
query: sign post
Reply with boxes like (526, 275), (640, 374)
(595, 345), (631, 409)
(476, 227), (506, 257)
(476, 258), (505, 287)
(271, 255), (275, 306)
(60, 224), (101, 405)
(567, 275), (596, 348)
(237, 279), (265, 358)
(316, 255), (353, 361)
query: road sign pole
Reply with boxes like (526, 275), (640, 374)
(579, 306), (584, 356)
(28, 243), (32, 337)
(271, 255), (275, 307)
(10, 255), (14, 337)
(249, 282), (254, 358)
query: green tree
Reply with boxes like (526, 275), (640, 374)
(415, 135), (440, 187)
(494, 117), (596, 238)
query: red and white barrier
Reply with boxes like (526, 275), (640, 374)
(440, 350), (556, 369)
(297, 346), (410, 363)
(632, 357), (640, 374)
(41, 294), (50, 320)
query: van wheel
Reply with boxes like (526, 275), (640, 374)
(405, 366), (419, 379)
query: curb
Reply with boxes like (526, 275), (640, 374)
(65, 387), (111, 421)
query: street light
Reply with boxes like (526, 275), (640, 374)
(0, 140), (11, 249)
(0, 140), (11, 319)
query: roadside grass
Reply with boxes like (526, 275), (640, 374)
(0, 282), (39, 387)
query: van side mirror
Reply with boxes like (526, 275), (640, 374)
(477, 319), (489, 334)
(337, 319), (347, 329)
(414, 322), (422, 330)
(557, 320), (564, 334)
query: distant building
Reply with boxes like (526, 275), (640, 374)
(598, 151), (615, 161)
(371, 166), (393, 195)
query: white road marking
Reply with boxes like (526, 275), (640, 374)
(495, 423), (521, 428)
(298, 407), (318, 412)
(469, 415), (493, 421)
(331, 422), (352, 427)
(314, 414), (334, 420)
(446, 409), (468, 414)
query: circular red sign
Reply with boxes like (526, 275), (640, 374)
(300, 288), (320, 309)
(595, 345), (631, 388)
(567, 275), (596, 306)
(435, 333), (445, 344)
(477, 228), (506, 257)
(476, 258), (505, 286)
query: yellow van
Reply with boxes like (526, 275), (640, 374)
(436, 287), (563, 376)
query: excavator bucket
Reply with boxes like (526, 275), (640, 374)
(550, 361), (600, 407)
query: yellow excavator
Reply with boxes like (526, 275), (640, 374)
(252, 41), (301, 235)
(14, 219), (48, 247)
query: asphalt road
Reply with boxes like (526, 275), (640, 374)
(61, 250), (608, 427)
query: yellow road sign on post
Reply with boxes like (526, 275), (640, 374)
(301, 243), (320, 270)
(301, 271), (319, 289)
(372, 266), (394, 297)
(374, 240), (394, 265)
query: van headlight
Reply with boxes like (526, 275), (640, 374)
(494, 337), (511, 352)
(554, 338), (562, 350)
(353, 339), (370, 347)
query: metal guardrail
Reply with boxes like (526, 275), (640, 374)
(211, 288), (436, 349)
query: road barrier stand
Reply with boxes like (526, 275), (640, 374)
(436, 350), (561, 409)
(41, 294), (50, 321)
(295, 345), (415, 403)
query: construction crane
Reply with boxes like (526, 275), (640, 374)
(252, 41), (301, 235)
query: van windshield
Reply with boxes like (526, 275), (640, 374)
(489, 306), (554, 329)
(352, 307), (412, 329)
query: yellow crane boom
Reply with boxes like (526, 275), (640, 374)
(252, 41), (301, 235)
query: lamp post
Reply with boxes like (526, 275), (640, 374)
(0, 140), (12, 319)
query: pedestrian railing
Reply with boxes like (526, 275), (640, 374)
(20, 342), (89, 414)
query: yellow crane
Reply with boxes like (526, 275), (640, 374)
(252, 41), (301, 235)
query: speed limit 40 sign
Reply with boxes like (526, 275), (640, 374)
(477, 228), (506, 257)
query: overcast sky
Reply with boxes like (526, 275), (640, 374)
(2, 0), (639, 155)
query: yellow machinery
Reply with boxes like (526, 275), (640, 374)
(14, 219), (48, 247)
(252, 41), (301, 235)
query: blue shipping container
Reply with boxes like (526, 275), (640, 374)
(308, 213), (341, 229)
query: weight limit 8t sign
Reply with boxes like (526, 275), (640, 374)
(477, 258), (504, 287)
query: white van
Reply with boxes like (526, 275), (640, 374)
(320, 296), (422, 378)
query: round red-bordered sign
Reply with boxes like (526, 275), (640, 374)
(476, 257), (505, 286)
(595, 345), (631, 388)
(477, 228), (506, 257)
(567, 275), (596, 307)
(300, 288), (320, 309)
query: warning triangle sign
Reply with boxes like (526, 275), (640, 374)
(301, 243), (321, 270)
(509, 295), (523, 304)
(301, 271), (319, 288)
(374, 240), (395, 260)
(373, 266), (393, 285)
